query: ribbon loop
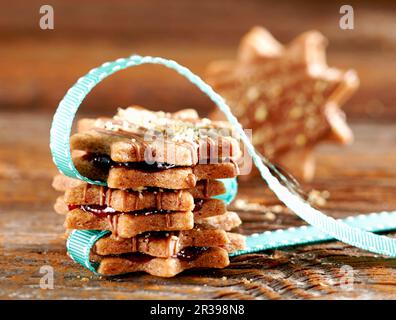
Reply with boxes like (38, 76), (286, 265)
(51, 55), (396, 257)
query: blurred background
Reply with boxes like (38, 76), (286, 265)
(1, 0), (396, 298)
(1, 0), (396, 120)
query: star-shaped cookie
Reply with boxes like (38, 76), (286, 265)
(205, 26), (359, 181)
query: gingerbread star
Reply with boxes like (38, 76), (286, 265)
(205, 26), (359, 181)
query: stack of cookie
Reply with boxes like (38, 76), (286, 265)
(52, 106), (245, 277)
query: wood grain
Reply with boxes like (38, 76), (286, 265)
(0, 0), (396, 120)
(0, 112), (395, 299)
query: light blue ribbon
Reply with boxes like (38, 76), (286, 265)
(50, 55), (396, 258)
(231, 211), (396, 256)
(66, 211), (396, 274)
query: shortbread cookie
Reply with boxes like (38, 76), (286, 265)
(193, 198), (226, 219)
(65, 208), (194, 238)
(73, 153), (239, 189)
(95, 247), (230, 277)
(206, 27), (358, 180)
(197, 211), (242, 231)
(222, 232), (246, 253)
(64, 184), (194, 212)
(52, 175), (226, 199)
(187, 179), (226, 199)
(93, 225), (242, 257)
(71, 106), (241, 166)
(56, 196), (226, 221)
(77, 108), (201, 133)
(107, 163), (239, 190)
(54, 196), (68, 215)
(52, 175), (84, 191)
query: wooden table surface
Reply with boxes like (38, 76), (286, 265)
(0, 112), (395, 300)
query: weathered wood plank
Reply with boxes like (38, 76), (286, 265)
(0, 113), (395, 299)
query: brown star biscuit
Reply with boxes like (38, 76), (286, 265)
(193, 198), (226, 219)
(71, 106), (241, 166)
(186, 179), (226, 199)
(197, 211), (242, 231)
(93, 225), (245, 257)
(223, 232), (246, 253)
(77, 108), (202, 133)
(73, 153), (239, 189)
(54, 196), (68, 215)
(64, 184), (194, 212)
(95, 247), (230, 277)
(52, 175), (84, 191)
(52, 175), (227, 199)
(56, 189), (225, 219)
(65, 208), (194, 238)
(106, 164), (238, 190)
(206, 26), (359, 181)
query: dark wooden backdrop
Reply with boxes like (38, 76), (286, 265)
(0, 0), (396, 120)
